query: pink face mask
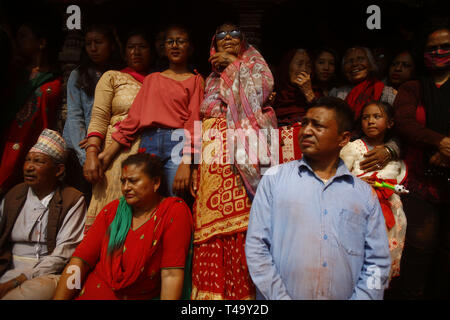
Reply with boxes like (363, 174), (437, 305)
(424, 49), (450, 70)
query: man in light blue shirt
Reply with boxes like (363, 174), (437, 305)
(245, 97), (391, 300)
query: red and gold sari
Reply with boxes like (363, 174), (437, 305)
(191, 37), (275, 300)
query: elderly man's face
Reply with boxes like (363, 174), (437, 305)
(23, 152), (62, 191)
(299, 107), (348, 160)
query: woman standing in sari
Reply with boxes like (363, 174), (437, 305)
(82, 29), (152, 230)
(190, 23), (276, 300)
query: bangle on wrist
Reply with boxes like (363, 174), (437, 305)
(384, 146), (394, 160)
(13, 278), (21, 288)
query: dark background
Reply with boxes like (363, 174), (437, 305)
(1, 0), (448, 76)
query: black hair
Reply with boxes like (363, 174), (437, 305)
(312, 47), (340, 85)
(76, 24), (123, 97)
(387, 46), (420, 83)
(16, 16), (63, 74)
(358, 100), (394, 142)
(162, 24), (196, 72)
(310, 96), (355, 133)
(121, 153), (168, 197)
(418, 16), (450, 70)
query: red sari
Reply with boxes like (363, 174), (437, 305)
(73, 197), (192, 300)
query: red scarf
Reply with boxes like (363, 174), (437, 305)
(345, 78), (384, 119)
(99, 197), (190, 291)
(121, 67), (147, 84)
(365, 172), (396, 229)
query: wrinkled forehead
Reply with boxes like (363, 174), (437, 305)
(26, 151), (56, 164)
(344, 47), (367, 60)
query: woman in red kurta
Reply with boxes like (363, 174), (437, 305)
(53, 153), (193, 300)
(0, 22), (61, 195)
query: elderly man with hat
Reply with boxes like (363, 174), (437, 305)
(0, 129), (86, 299)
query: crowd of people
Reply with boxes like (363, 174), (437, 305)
(0, 13), (448, 300)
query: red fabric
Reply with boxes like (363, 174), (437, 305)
(365, 172), (396, 229)
(120, 67), (146, 84)
(86, 131), (105, 140)
(112, 72), (204, 155)
(278, 122), (303, 164)
(191, 232), (255, 300)
(73, 197), (193, 300)
(0, 78), (61, 193)
(345, 78), (385, 119)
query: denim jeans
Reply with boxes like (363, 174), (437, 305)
(139, 128), (185, 197)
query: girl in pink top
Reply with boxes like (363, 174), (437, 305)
(100, 25), (204, 197)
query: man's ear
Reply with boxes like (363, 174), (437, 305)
(153, 176), (161, 193)
(55, 163), (65, 179)
(338, 130), (352, 148)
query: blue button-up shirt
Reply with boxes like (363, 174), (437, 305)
(245, 158), (391, 300)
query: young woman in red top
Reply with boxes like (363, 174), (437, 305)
(99, 25), (204, 198)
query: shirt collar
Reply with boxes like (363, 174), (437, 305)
(28, 188), (55, 208)
(297, 157), (354, 184)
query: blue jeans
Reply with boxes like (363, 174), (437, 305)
(140, 128), (185, 196)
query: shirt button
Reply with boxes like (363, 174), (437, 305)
(323, 235), (328, 240)
(323, 262), (327, 267)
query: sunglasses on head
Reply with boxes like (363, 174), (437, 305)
(215, 29), (241, 41)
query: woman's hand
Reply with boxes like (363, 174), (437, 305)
(83, 151), (103, 184)
(439, 137), (450, 158)
(291, 72), (315, 103)
(98, 140), (122, 171)
(209, 52), (237, 71)
(78, 138), (88, 149)
(173, 163), (191, 195)
(360, 176), (376, 187)
(189, 166), (199, 197)
(360, 145), (391, 172)
(430, 151), (450, 167)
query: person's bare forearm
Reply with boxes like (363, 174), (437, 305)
(160, 268), (184, 300)
(53, 257), (89, 300)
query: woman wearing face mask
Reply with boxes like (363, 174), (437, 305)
(82, 29), (153, 230)
(393, 23), (450, 299)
